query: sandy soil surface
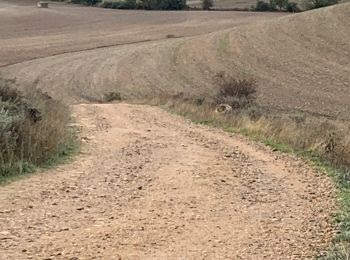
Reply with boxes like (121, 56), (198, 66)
(0, 103), (335, 259)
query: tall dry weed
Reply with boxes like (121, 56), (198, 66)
(0, 78), (73, 179)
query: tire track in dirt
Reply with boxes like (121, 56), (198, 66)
(0, 103), (335, 259)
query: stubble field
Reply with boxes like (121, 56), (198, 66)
(1, 1), (349, 120)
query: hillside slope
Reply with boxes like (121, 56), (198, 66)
(0, 0), (282, 67)
(1, 3), (349, 119)
(181, 3), (350, 118)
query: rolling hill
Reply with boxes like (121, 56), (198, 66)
(0, 2), (349, 120)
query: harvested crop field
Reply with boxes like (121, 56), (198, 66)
(1, 1), (349, 120)
(0, 1), (283, 67)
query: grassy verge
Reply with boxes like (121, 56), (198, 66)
(142, 95), (350, 258)
(0, 141), (79, 185)
(0, 78), (78, 185)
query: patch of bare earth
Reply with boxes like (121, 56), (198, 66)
(0, 104), (335, 259)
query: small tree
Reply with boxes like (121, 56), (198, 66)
(269, 0), (277, 10)
(286, 1), (300, 12)
(141, 0), (186, 9)
(202, 0), (213, 10)
(159, 0), (187, 9)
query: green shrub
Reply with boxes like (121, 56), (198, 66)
(286, 1), (300, 11)
(100, 1), (116, 7)
(71, 0), (102, 5)
(303, 0), (339, 9)
(255, 0), (300, 11)
(270, 0), (288, 9)
(254, 0), (271, 11)
(0, 78), (74, 180)
(102, 0), (186, 9)
(101, 0), (137, 8)
(142, 0), (186, 9)
(268, 0), (277, 9)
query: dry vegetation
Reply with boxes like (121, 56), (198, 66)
(162, 101), (350, 170)
(147, 74), (350, 172)
(0, 78), (74, 182)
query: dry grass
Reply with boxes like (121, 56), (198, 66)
(0, 78), (74, 181)
(146, 94), (350, 171)
(102, 91), (122, 102)
(155, 74), (350, 170)
(214, 72), (257, 109)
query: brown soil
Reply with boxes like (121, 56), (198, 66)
(1, 2), (349, 120)
(0, 1), (283, 67)
(0, 103), (335, 259)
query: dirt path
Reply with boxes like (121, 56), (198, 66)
(0, 104), (335, 259)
